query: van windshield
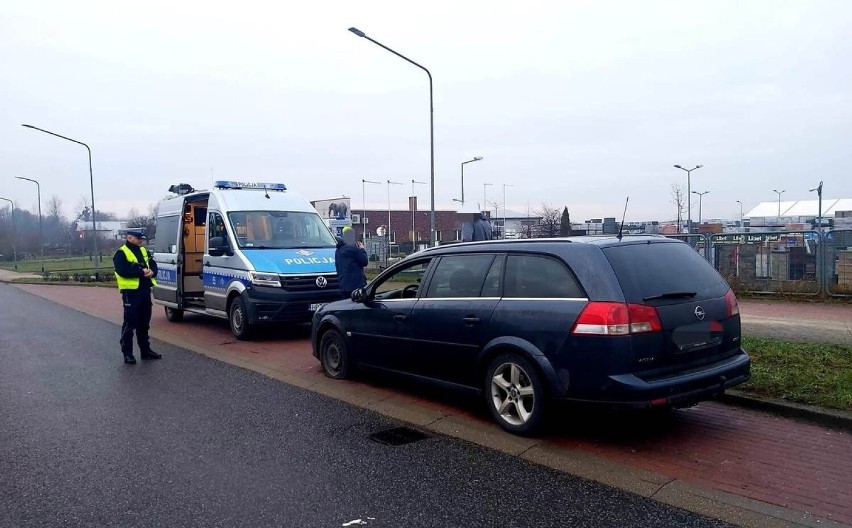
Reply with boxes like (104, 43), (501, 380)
(227, 211), (337, 249)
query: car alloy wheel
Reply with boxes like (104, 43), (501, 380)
(486, 354), (546, 434)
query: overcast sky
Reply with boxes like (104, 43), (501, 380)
(1, 0), (850, 223)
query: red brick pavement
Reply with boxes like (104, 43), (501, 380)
(12, 284), (852, 525)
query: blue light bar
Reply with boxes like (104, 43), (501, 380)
(214, 181), (287, 191)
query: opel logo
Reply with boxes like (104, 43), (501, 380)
(694, 306), (706, 320)
(315, 276), (328, 288)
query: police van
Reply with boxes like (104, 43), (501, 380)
(152, 181), (341, 339)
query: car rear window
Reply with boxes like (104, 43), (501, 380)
(603, 242), (729, 303)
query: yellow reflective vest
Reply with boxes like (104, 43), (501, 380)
(115, 245), (158, 290)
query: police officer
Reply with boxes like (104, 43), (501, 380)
(114, 229), (162, 364)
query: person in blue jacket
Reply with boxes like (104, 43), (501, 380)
(335, 226), (368, 299)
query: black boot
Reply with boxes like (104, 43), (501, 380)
(123, 354), (136, 365)
(141, 350), (162, 360)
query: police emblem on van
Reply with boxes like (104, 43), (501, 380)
(296, 249), (314, 256)
(315, 276), (328, 288)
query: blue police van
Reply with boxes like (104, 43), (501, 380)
(152, 181), (341, 339)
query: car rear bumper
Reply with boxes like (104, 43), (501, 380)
(558, 349), (751, 408)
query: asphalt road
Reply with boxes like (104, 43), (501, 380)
(0, 284), (730, 528)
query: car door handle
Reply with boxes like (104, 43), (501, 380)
(393, 314), (407, 322)
(462, 316), (481, 325)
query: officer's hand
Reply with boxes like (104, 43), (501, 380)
(143, 268), (154, 278)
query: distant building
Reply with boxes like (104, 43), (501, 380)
(745, 198), (852, 228)
(75, 220), (126, 241)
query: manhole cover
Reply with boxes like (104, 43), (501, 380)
(368, 426), (429, 446)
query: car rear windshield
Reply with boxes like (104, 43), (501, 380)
(602, 241), (729, 304)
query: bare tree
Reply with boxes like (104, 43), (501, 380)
(47, 195), (63, 220)
(670, 183), (686, 232)
(534, 204), (562, 238)
(126, 205), (157, 240)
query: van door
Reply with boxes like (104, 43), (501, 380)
(152, 213), (181, 305)
(203, 211), (239, 313)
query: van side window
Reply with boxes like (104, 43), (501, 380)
(208, 213), (229, 247)
(504, 255), (584, 298)
(154, 215), (179, 254)
(425, 255), (495, 298)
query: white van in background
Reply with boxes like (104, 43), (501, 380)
(152, 181), (341, 339)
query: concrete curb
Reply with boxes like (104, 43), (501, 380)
(721, 390), (852, 433)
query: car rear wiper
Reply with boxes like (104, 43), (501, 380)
(643, 291), (697, 301)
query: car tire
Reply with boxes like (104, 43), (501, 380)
(164, 306), (184, 322)
(319, 329), (350, 379)
(485, 353), (547, 435)
(229, 297), (253, 340)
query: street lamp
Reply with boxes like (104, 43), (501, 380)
(348, 27), (436, 247)
(411, 179), (427, 245)
(0, 197), (17, 270)
(22, 124), (99, 273)
(483, 182), (493, 213)
(387, 180), (403, 248)
(674, 164), (703, 233)
(15, 176), (44, 273)
(459, 157), (483, 205)
(502, 183), (514, 239)
(736, 200), (744, 230)
(361, 179), (380, 239)
(692, 190), (709, 226)
(809, 181), (824, 230)
(772, 189), (786, 221)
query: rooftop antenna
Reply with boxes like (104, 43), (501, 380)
(617, 196), (629, 241)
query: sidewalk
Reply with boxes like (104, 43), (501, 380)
(739, 299), (852, 346)
(8, 283), (852, 527)
(0, 268), (39, 282)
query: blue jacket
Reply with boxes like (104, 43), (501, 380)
(335, 242), (368, 293)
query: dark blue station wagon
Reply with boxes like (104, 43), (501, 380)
(311, 236), (750, 434)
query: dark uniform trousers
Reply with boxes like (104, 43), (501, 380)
(120, 287), (153, 355)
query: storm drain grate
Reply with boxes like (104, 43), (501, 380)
(368, 426), (429, 446)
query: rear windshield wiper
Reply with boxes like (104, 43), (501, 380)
(643, 291), (697, 301)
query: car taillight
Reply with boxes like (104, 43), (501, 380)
(571, 302), (662, 336)
(724, 289), (739, 317)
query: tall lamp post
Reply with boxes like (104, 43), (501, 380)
(0, 196), (17, 270)
(772, 189), (786, 222)
(361, 179), (380, 239)
(483, 182), (493, 213)
(692, 190), (709, 227)
(15, 176), (44, 273)
(674, 164), (703, 233)
(736, 200), (744, 230)
(459, 157), (483, 205)
(348, 27), (436, 247)
(809, 181), (823, 230)
(22, 124), (99, 273)
(411, 179), (427, 246)
(502, 183), (514, 239)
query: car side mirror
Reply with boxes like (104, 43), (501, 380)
(351, 288), (366, 303)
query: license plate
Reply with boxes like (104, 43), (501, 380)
(309, 303), (326, 312)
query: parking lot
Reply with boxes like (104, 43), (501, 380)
(8, 282), (851, 527)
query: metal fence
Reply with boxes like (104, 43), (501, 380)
(662, 229), (851, 297)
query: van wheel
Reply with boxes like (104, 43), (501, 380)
(485, 353), (546, 435)
(319, 329), (350, 379)
(229, 297), (253, 340)
(164, 307), (184, 322)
